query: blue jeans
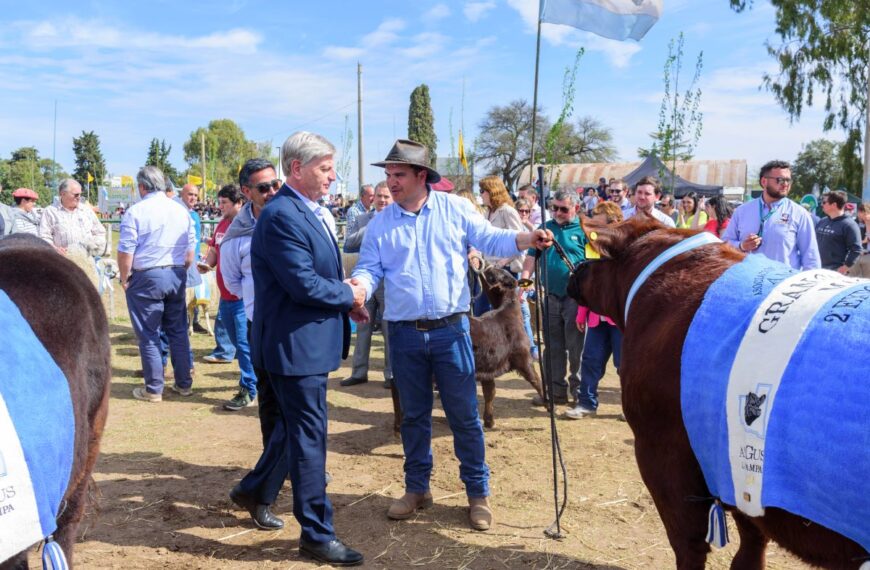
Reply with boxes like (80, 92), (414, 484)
(388, 315), (489, 498)
(576, 322), (622, 410)
(208, 307), (236, 360)
(126, 267), (192, 394)
(219, 299), (257, 397)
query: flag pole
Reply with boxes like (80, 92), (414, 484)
(529, 4), (544, 182)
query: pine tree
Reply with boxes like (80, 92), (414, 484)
(72, 131), (107, 204)
(145, 138), (180, 183)
(408, 84), (437, 167)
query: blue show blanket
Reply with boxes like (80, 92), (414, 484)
(0, 290), (74, 562)
(681, 254), (870, 552)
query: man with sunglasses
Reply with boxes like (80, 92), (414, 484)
(722, 160), (820, 270)
(520, 190), (587, 407)
(607, 179), (633, 217)
(38, 178), (106, 256)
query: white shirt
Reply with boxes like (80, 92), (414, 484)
(626, 206), (677, 228)
(39, 202), (107, 255)
(117, 191), (196, 269)
(289, 187), (338, 242)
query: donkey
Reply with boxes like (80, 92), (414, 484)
(0, 234), (111, 569)
(566, 217), (869, 569)
(391, 262), (543, 432)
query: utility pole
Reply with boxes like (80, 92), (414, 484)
(52, 100), (57, 191)
(200, 132), (207, 201)
(863, 40), (870, 200)
(357, 62), (365, 193)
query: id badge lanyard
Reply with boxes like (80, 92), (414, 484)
(757, 199), (782, 238)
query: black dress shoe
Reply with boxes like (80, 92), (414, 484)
(299, 537), (363, 566)
(229, 486), (284, 530)
(340, 376), (368, 387)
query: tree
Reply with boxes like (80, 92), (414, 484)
(0, 147), (67, 206)
(145, 138), (180, 183)
(553, 117), (618, 164)
(183, 119), (257, 190)
(475, 100), (549, 190)
(72, 131), (107, 204)
(729, 1), (868, 197)
(791, 139), (845, 198)
(639, 33), (704, 190)
(408, 84), (437, 167)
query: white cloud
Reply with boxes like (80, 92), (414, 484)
(425, 4), (451, 20)
(323, 18), (406, 60)
(464, 1), (497, 22)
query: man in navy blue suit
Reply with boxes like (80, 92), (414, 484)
(230, 131), (366, 566)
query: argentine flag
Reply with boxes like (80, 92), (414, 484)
(540, 0), (662, 41)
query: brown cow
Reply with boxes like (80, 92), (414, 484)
(565, 217), (868, 569)
(0, 234), (111, 569)
(391, 262), (544, 432)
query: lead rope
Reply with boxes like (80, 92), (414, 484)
(532, 168), (568, 539)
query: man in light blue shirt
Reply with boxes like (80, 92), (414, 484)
(608, 179), (633, 216)
(343, 183), (374, 242)
(722, 160), (821, 270)
(351, 139), (553, 531)
(118, 166), (196, 402)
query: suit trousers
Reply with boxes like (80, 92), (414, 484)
(247, 319), (279, 450)
(237, 372), (335, 544)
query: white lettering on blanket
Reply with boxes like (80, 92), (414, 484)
(726, 270), (860, 516)
(0, 393), (42, 563)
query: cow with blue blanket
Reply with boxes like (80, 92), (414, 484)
(566, 217), (869, 569)
(0, 234), (111, 569)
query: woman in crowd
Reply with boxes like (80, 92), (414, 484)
(703, 196), (733, 237)
(516, 198), (536, 231)
(566, 200), (623, 419)
(677, 192), (707, 229)
(11, 188), (41, 235)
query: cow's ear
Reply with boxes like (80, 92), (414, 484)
(581, 218), (626, 259)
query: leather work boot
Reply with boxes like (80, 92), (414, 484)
(387, 491), (433, 520)
(468, 497), (493, 531)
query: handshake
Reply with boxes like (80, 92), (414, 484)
(344, 277), (370, 324)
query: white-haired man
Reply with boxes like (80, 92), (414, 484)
(39, 178), (106, 255)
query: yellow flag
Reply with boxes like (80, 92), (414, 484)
(120, 175), (133, 186)
(87, 172), (94, 182)
(458, 130), (469, 174)
(187, 174), (203, 185)
(206, 180), (216, 191)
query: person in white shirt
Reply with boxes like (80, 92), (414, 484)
(117, 166), (196, 403)
(625, 176), (677, 228)
(517, 184), (542, 226)
(39, 179), (106, 256)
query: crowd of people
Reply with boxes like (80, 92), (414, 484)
(5, 143), (870, 566)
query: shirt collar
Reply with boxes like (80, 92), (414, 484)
(393, 188), (433, 218)
(288, 185), (320, 213)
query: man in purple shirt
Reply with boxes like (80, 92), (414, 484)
(722, 160), (821, 270)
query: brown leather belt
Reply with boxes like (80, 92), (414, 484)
(395, 312), (465, 332)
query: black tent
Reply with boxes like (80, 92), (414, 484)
(624, 156), (723, 198)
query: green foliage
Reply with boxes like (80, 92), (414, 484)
(408, 84), (437, 167)
(543, 49), (584, 189)
(337, 115), (353, 192)
(640, 33), (704, 190)
(183, 119), (258, 189)
(838, 129), (864, 194)
(475, 100), (550, 190)
(791, 139), (845, 197)
(72, 131), (107, 204)
(0, 147), (68, 206)
(145, 138), (180, 183)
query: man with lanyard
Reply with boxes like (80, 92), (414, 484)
(815, 190), (862, 274)
(351, 139), (553, 532)
(520, 190), (587, 406)
(608, 179), (633, 218)
(625, 176), (676, 228)
(722, 160), (820, 270)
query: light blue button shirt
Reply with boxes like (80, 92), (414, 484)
(352, 190), (521, 321)
(118, 191), (195, 269)
(721, 196), (821, 270)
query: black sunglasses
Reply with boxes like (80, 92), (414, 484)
(252, 179), (282, 193)
(518, 208), (530, 214)
(550, 205), (573, 214)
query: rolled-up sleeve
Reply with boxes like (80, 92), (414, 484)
(117, 211), (138, 254)
(464, 204), (521, 258)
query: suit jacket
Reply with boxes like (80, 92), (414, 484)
(250, 185), (352, 376)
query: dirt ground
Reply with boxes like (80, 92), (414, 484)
(31, 290), (808, 569)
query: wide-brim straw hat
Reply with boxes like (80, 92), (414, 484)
(372, 139), (441, 183)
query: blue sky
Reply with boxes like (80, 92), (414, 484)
(0, 0), (837, 189)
